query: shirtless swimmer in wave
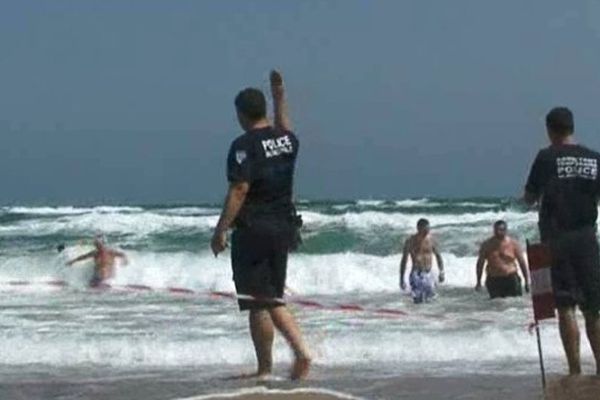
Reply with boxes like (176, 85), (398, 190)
(66, 237), (128, 287)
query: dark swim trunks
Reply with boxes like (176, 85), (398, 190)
(89, 270), (110, 288)
(548, 227), (600, 313)
(231, 218), (292, 311)
(486, 274), (523, 299)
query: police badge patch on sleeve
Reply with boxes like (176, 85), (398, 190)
(235, 150), (247, 164)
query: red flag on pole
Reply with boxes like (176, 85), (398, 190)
(526, 241), (556, 321)
(526, 240), (555, 389)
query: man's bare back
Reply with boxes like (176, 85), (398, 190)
(92, 248), (124, 280)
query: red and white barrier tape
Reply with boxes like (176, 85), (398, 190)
(0, 280), (408, 318)
(1, 280), (534, 325)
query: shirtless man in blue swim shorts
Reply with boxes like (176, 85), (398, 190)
(400, 219), (445, 303)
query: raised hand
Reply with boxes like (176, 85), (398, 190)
(270, 70), (285, 99)
(269, 69), (292, 131)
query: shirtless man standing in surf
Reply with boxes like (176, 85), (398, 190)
(400, 218), (445, 303)
(475, 220), (529, 298)
(66, 237), (128, 287)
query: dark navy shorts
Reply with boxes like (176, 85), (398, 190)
(548, 227), (600, 313)
(231, 218), (292, 311)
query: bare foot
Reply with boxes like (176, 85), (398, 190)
(290, 356), (311, 381)
(256, 372), (274, 382)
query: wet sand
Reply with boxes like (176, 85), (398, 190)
(194, 376), (600, 400)
(546, 376), (600, 400)
(183, 387), (359, 400)
(2, 368), (599, 400)
(199, 395), (348, 400)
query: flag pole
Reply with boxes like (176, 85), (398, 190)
(535, 321), (547, 389)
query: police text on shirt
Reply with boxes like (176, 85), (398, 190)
(262, 135), (294, 158)
(556, 157), (598, 180)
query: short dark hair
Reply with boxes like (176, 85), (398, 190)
(494, 220), (507, 229)
(417, 218), (430, 228)
(546, 107), (574, 135)
(56, 244), (65, 253)
(234, 88), (267, 121)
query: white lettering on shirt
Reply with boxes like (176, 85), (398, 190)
(262, 135), (293, 158)
(556, 157), (598, 180)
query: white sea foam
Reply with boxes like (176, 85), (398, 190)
(394, 199), (435, 207)
(3, 206), (144, 215)
(356, 198), (500, 209)
(179, 387), (366, 400)
(0, 250), (506, 296)
(454, 201), (502, 208)
(0, 311), (566, 371)
(157, 207), (219, 216)
(0, 206), (538, 247)
(301, 210), (537, 231)
(0, 212), (218, 237)
(356, 199), (387, 207)
(177, 387), (364, 400)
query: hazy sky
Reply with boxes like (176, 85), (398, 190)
(2, 1), (600, 204)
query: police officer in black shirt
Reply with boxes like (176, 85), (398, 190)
(211, 70), (311, 380)
(525, 107), (600, 375)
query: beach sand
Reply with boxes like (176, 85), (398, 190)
(192, 377), (600, 400)
(2, 368), (599, 400)
(546, 376), (600, 400)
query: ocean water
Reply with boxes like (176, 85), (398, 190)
(0, 198), (592, 385)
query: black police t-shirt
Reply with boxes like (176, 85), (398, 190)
(227, 127), (299, 223)
(526, 144), (600, 237)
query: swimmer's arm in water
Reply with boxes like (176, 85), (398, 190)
(211, 181), (250, 257)
(399, 238), (410, 290)
(513, 240), (530, 293)
(270, 69), (292, 132)
(66, 251), (95, 266)
(433, 240), (445, 283)
(475, 242), (487, 291)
